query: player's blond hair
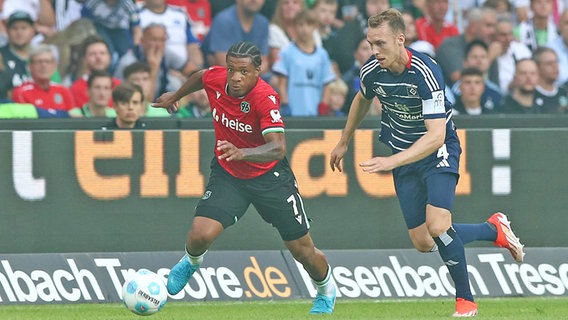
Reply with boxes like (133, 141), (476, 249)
(368, 8), (406, 34)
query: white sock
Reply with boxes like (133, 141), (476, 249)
(185, 245), (206, 266)
(311, 265), (336, 297)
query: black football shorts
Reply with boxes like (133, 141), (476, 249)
(195, 157), (310, 241)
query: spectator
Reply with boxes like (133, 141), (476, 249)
(324, 78), (348, 116)
(166, 0), (211, 41)
(488, 16), (532, 93)
(483, 0), (514, 17)
(533, 46), (568, 113)
(52, 0), (83, 32)
(202, 0), (269, 75)
(415, 0), (459, 49)
(514, 0), (558, 51)
(402, 10), (435, 57)
(451, 40), (503, 113)
(0, 11), (36, 99)
(114, 24), (186, 101)
(69, 35), (121, 108)
(123, 61), (171, 117)
(210, 0), (235, 17)
(436, 7), (497, 86)
(272, 9), (336, 116)
(69, 70), (116, 117)
(336, 0), (360, 23)
(323, 0), (391, 77)
(313, 0), (339, 47)
(0, 0), (57, 42)
(177, 89), (211, 118)
(452, 67), (496, 115)
(268, 0), (307, 70)
(547, 9), (568, 85)
(12, 44), (74, 115)
(513, 0), (564, 24)
(81, 0), (142, 59)
(341, 35), (371, 113)
(500, 58), (541, 113)
(139, 0), (204, 73)
(103, 82), (146, 129)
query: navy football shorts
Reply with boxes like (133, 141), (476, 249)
(392, 136), (462, 229)
(195, 157), (310, 241)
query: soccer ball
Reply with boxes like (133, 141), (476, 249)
(122, 269), (167, 316)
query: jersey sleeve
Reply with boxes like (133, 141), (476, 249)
(359, 56), (378, 100)
(201, 67), (217, 91)
(415, 57), (447, 119)
(257, 90), (285, 135)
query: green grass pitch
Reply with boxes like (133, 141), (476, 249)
(0, 297), (566, 319)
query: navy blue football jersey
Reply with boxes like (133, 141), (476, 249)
(359, 48), (458, 153)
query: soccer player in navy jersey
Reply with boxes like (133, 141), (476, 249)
(152, 41), (336, 314)
(329, 9), (524, 317)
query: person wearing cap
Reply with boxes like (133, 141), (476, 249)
(0, 0), (57, 40)
(0, 11), (36, 99)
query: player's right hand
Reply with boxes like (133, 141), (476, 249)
(330, 143), (348, 172)
(152, 92), (179, 114)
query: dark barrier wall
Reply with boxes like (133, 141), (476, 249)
(1, 126), (566, 253)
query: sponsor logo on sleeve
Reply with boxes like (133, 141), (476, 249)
(270, 110), (282, 123)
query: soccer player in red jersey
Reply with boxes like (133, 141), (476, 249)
(152, 41), (336, 314)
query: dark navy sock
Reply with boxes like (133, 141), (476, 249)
(434, 227), (474, 302)
(453, 222), (497, 245)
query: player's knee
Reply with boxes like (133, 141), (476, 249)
(426, 223), (449, 238)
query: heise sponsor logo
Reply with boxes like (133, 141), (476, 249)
(1, 252), (568, 303)
(212, 108), (253, 133)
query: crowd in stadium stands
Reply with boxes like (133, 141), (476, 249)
(0, 0), (567, 120)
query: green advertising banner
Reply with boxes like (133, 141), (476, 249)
(0, 129), (565, 253)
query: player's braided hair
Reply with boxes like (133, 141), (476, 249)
(226, 41), (262, 68)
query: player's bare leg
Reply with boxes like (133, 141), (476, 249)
(408, 224), (438, 252)
(167, 217), (224, 295)
(285, 233), (336, 314)
(425, 205), (478, 317)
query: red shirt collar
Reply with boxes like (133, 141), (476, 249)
(405, 49), (412, 69)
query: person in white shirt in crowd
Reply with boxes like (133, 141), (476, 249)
(268, 0), (307, 71)
(514, 0), (558, 51)
(138, 0), (203, 74)
(488, 15), (532, 93)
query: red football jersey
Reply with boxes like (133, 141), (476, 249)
(13, 81), (75, 111)
(202, 66), (285, 179)
(415, 17), (459, 49)
(70, 75), (121, 108)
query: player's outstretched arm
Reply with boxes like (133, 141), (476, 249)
(217, 132), (286, 162)
(330, 92), (372, 172)
(152, 69), (207, 113)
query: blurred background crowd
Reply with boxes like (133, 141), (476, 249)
(0, 0), (567, 122)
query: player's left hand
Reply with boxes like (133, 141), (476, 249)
(152, 92), (180, 114)
(359, 156), (397, 173)
(217, 140), (245, 161)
